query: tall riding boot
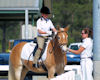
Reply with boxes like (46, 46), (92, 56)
(33, 48), (41, 65)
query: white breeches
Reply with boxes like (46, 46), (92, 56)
(80, 58), (93, 80)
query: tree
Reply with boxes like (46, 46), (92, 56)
(52, 0), (93, 44)
(0, 21), (20, 52)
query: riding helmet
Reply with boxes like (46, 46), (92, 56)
(40, 6), (50, 14)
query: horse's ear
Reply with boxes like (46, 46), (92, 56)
(65, 25), (70, 32)
(56, 25), (60, 30)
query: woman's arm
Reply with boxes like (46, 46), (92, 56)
(69, 46), (85, 54)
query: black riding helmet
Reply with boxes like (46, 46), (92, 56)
(40, 6), (50, 14)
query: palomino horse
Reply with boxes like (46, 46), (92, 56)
(8, 26), (69, 80)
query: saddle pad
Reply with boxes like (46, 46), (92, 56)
(21, 41), (50, 61)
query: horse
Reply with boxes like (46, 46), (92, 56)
(8, 25), (69, 80)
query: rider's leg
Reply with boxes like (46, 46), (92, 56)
(33, 36), (45, 64)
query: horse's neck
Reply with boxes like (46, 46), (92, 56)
(50, 39), (64, 64)
(50, 39), (61, 51)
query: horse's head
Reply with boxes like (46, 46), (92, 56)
(54, 25), (70, 52)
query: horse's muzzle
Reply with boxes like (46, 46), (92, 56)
(60, 45), (67, 52)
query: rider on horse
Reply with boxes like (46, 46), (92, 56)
(33, 6), (57, 67)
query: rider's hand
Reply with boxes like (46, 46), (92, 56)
(54, 32), (57, 35)
(46, 31), (52, 35)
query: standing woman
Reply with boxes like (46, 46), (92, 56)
(67, 28), (93, 80)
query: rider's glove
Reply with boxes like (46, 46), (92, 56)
(54, 32), (57, 35)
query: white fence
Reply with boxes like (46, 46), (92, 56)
(0, 65), (82, 80)
(50, 65), (82, 80)
(0, 65), (9, 71)
(50, 71), (75, 80)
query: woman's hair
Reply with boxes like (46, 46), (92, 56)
(83, 28), (93, 38)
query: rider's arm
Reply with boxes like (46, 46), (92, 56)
(52, 28), (57, 32)
(38, 29), (47, 34)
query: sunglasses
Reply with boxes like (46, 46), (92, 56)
(81, 33), (86, 35)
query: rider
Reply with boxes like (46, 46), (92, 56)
(33, 6), (57, 67)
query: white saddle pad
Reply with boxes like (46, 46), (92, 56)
(21, 41), (50, 61)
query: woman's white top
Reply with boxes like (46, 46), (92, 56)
(81, 38), (93, 58)
(37, 17), (54, 36)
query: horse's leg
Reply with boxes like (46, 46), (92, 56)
(57, 68), (64, 75)
(48, 66), (55, 80)
(20, 67), (28, 80)
(8, 63), (23, 80)
(57, 63), (65, 75)
(14, 65), (23, 80)
(8, 63), (15, 80)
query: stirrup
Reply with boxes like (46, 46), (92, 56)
(33, 62), (40, 68)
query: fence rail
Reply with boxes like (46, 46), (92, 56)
(51, 71), (75, 80)
(0, 65), (82, 80)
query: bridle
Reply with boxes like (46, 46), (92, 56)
(56, 31), (68, 46)
(50, 31), (68, 53)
